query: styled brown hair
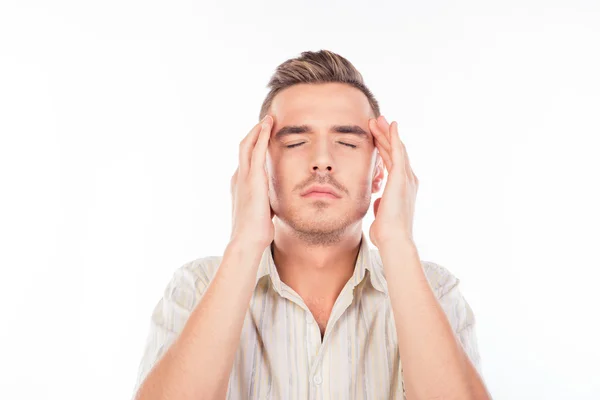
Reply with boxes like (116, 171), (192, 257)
(258, 50), (381, 121)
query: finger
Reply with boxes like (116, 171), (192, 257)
(230, 167), (239, 197)
(391, 121), (418, 182)
(231, 167), (239, 218)
(251, 115), (272, 173)
(376, 116), (392, 146)
(370, 118), (394, 172)
(391, 121), (408, 172)
(375, 140), (393, 173)
(369, 118), (392, 155)
(370, 124), (393, 170)
(389, 121), (408, 174)
(239, 117), (268, 176)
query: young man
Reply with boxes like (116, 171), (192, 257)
(132, 50), (492, 400)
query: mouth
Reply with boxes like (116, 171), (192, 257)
(301, 191), (340, 199)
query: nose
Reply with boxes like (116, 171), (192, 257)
(312, 165), (332, 177)
(310, 140), (334, 177)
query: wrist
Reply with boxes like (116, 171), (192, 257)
(227, 237), (270, 259)
(378, 237), (418, 258)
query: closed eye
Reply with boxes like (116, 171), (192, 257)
(286, 142), (357, 149)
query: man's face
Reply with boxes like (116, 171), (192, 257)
(266, 82), (384, 242)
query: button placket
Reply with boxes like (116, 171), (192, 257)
(306, 311), (320, 364)
(313, 373), (322, 385)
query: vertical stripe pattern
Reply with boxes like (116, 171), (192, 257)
(131, 232), (484, 399)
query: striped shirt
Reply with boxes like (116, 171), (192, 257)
(132, 231), (483, 399)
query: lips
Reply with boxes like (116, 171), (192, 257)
(303, 191), (338, 199)
(301, 185), (341, 198)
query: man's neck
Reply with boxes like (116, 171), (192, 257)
(271, 224), (363, 306)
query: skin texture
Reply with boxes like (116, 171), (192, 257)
(135, 82), (492, 400)
(134, 84), (389, 400)
(265, 82), (385, 325)
(363, 113), (492, 399)
(267, 86), (491, 398)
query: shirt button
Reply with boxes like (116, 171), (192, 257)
(313, 374), (322, 385)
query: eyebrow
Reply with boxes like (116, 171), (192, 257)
(274, 124), (370, 141)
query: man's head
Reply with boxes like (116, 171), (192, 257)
(260, 50), (385, 245)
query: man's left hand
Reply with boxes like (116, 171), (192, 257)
(368, 115), (419, 248)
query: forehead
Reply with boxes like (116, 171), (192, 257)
(269, 82), (374, 122)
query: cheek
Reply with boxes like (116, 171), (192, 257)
(345, 156), (371, 177)
(274, 153), (303, 177)
(347, 166), (375, 195)
(268, 165), (296, 195)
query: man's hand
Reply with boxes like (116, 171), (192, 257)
(229, 115), (275, 252)
(368, 115), (419, 248)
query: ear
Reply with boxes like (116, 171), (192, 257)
(371, 154), (385, 194)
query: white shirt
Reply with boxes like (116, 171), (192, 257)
(132, 231), (483, 399)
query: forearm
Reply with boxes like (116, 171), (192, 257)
(380, 240), (491, 400)
(136, 240), (264, 400)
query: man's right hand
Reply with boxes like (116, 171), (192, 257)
(229, 115), (275, 252)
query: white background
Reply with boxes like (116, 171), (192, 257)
(1, 1), (598, 399)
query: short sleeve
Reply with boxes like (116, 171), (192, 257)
(438, 279), (484, 379)
(130, 259), (211, 398)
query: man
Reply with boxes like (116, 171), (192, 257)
(132, 50), (492, 400)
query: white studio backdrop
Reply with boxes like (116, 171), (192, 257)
(1, 1), (598, 399)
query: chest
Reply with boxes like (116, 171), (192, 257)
(305, 299), (333, 339)
(229, 290), (405, 399)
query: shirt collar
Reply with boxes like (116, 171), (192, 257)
(255, 231), (388, 295)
